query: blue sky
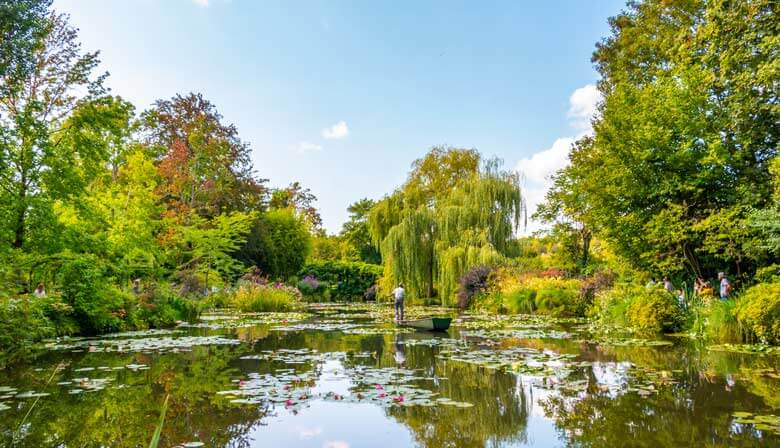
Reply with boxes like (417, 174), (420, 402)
(54, 0), (625, 234)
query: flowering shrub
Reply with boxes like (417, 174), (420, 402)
(230, 283), (302, 312)
(457, 265), (492, 309)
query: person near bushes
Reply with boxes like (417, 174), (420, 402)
(33, 282), (46, 298)
(718, 272), (732, 300)
(674, 289), (686, 308)
(663, 277), (674, 293)
(393, 283), (405, 322)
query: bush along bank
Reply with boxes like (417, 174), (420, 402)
(463, 264), (780, 346)
(297, 261), (382, 302)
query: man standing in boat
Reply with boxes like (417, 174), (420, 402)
(393, 283), (405, 323)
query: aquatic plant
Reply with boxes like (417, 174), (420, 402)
(229, 283), (302, 312)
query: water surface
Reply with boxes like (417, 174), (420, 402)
(1, 304), (778, 447)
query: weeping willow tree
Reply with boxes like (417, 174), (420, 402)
(368, 147), (524, 305)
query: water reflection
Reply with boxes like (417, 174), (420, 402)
(0, 305), (778, 447)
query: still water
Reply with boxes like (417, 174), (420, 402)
(1, 303), (778, 447)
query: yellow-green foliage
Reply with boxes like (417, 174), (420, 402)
(734, 280), (780, 344)
(688, 299), (741, 342)
(478, 268), (583, 316)
(596, 285), (684, 333)
(229, 283), (302, 312)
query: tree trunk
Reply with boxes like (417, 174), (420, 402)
(580, 227), (592, 271)
(13, 181), (27, 249)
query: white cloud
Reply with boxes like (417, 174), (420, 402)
(567, 84), (601, 135)
(192, 0), (209, 6)
(515, 138), (575, 234)
(321, 121), (349, 139)
(515, 137), (574, 186)
(298, 141), (323, 153)
(514, 84), (601, 234)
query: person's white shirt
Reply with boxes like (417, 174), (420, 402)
(393, 287), (405, 301)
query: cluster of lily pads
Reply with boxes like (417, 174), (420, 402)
(732, 412), (780, 435)
(179, 312), (311, 330)
(47, 335), (240, 353)
(224, 347), (470, 410)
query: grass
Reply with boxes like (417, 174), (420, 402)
(148, 394), (169, 448)
(229, 283), (302, 312)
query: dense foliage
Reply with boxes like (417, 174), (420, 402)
(298, 260), (383, 301)
(368, 147), (523, 305)
(734, 280), (780, 344)
(538, 0), (778, 281)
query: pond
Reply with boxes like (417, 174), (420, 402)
(1, 303), (779, 447)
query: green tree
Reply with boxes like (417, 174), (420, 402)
(340, 198), (381, 264)
(0, 0), (51, 84)
(0, 12), (106, 249)
(176, 211), (256, 286)
(369, 147), (523, 304)
(269, 181), (323, 234)
(237, 208), (312, 280)
(543, 0), (778, 279)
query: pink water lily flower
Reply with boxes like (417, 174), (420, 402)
(393, 395), (405, 403)
(374, 384), (383, 389)
(285, 399), (293, 406)
(378, 392), (387, 398)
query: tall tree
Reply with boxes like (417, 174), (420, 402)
(0, 12), (107, 249)
(542, 0), (778, 278)
(369, 147), (523, 304)
(269, 181), (323, 234)
(0, 0), (51, 85)
(142, 93), (266, 219)
(340, 198), (381, 264)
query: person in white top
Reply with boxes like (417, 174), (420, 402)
(718, 272), (732, 300)
(393, 283), (405, 322)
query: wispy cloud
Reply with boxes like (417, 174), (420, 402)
(297, 425), (323, 439)
(322, 121), (349, 139)
(192, 0), (209, 7)
(323, 442), (350, 448)
(298, 141), (323, 153)
(515, 84), (602, 234)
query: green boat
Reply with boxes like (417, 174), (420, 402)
(400, 317), (452, 331)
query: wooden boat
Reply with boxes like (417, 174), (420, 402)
(399, 317), (452, 331)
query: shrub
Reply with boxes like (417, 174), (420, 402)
(230, 283), (302, 312)
(298, 261), (382, 301)
(135, 282), (205, 327)
(498, 277), (582, 316)
(297, 275), (331, 302)
(457, 266), (492, 309)
(58, 255), (124, 334)
(754, 265), (780, 283)
(734, 280), (780, 344)
(579, 270), (615, 306)
(0, 297), (57, 368)
(596, 285), (685, 333)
